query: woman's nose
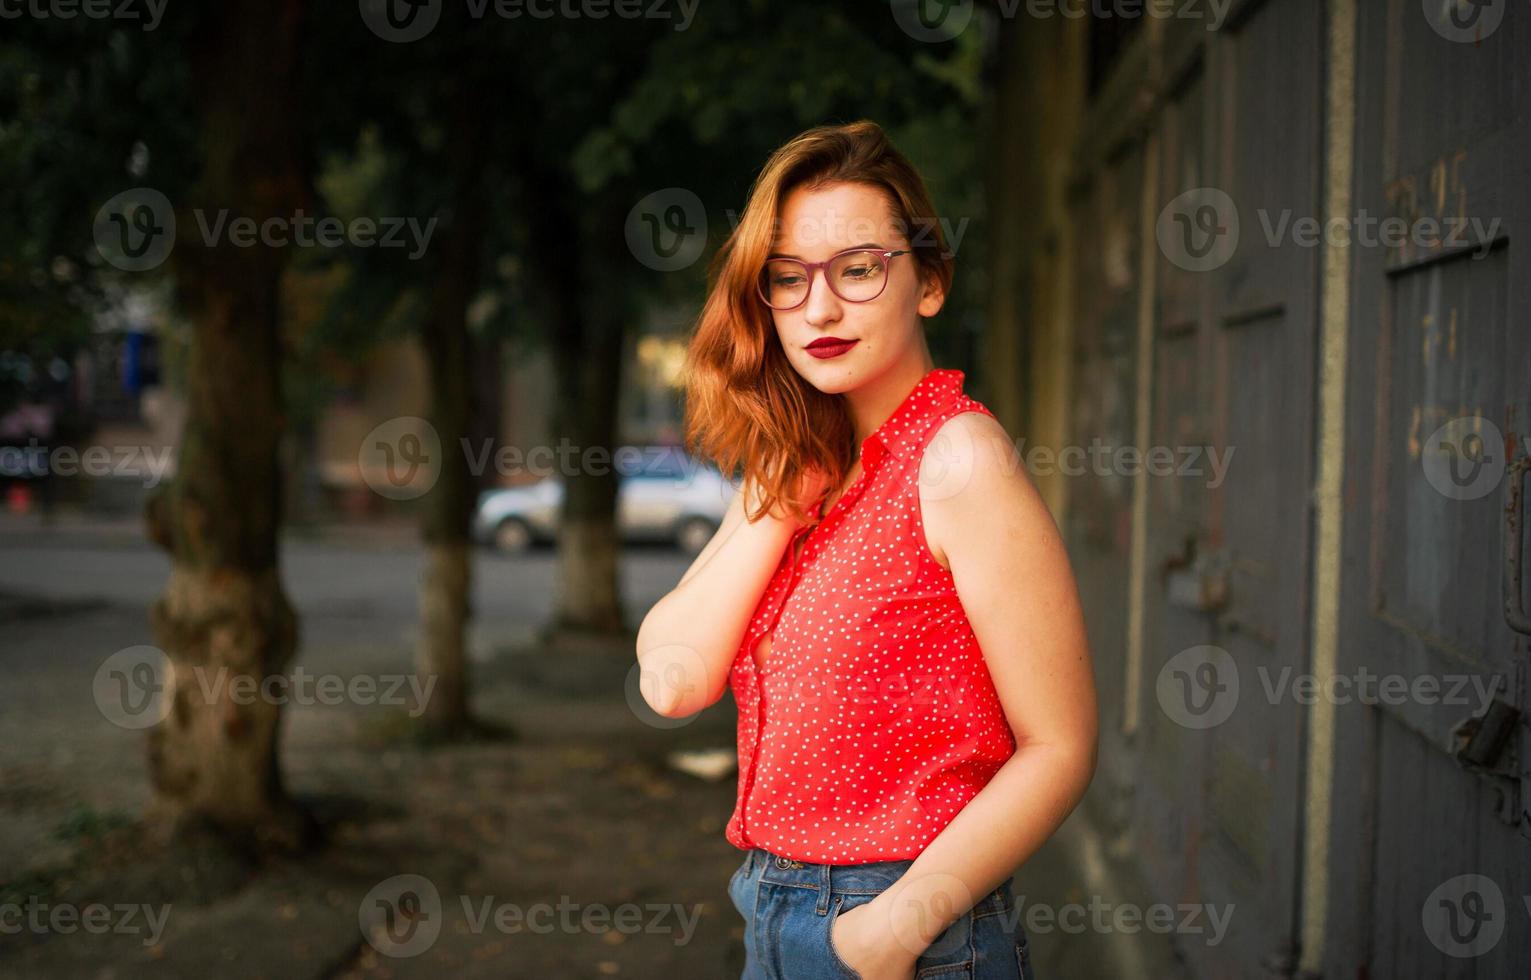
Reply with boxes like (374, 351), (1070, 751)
(803, 267), (842, 325)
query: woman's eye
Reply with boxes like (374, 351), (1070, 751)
(773, 274), (805, 287)
(840, 264), (877, 280)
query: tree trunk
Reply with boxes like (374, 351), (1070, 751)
(415, 91), (487, 737)
(548, 193), (628, 635)
(144, 0), (312, 851)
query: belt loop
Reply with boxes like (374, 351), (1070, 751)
(816, 861), (831, 913)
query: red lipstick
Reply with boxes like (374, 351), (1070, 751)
(806, 337), (858, 359)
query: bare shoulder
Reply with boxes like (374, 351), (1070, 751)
(918, 411), (1052, 568)
(919, 410), (1030, 502)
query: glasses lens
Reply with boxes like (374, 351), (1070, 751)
(828, 250), (888, 302)
(761, 259), (809, 309)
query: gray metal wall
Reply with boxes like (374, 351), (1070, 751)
(993, 0), (1531, 975)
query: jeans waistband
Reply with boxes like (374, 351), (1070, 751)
(744, 846), (919, 911)
(741, 846), (1014, 919)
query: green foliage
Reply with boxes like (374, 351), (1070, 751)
(1, 3), (991, 420)
(0, 12), (197, 414)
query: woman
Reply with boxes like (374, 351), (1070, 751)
(636, 120), (1097, 980)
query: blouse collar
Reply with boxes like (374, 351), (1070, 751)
(857, 367), (967, 470)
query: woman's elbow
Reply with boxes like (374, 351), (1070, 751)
(634, 625), (726, 719)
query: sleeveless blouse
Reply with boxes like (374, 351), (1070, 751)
(725, 367), (1018, 864)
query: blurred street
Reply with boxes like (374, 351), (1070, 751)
(0, 517), (1184, 980)
(0, 517), (753, 978)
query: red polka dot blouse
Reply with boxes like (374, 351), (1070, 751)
(725, 367), (1018, 864)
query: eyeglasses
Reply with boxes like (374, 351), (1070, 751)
(757, 248), (910, 311)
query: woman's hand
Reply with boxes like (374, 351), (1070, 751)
(830, 898), (921, 980)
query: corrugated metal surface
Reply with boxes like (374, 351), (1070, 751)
(1009, 0), (1531, 975)
(1326, 1), (1531, 977)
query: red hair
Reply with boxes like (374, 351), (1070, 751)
(682, 119), (955, 527)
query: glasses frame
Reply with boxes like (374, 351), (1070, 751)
(756, 247), (911, 311)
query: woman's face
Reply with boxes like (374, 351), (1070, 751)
(766, 181), (944, 393)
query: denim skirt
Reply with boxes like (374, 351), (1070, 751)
(727, 846), (1036, 980)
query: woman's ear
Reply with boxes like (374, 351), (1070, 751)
(916, 268), (947, 318)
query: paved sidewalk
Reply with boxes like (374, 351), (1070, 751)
(1, 630), (750, 979)
(0, 530), (1189, 979)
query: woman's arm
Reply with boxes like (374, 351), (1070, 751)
(834, 411), (1099, 973)
(634, 475), (804, 718)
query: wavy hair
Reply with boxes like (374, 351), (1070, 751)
(682, 119), (955, 528)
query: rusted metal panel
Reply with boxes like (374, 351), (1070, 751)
(1064, 138), (1147, 845)
(1328, 0), (1531, 976)
(1036, 1), (1528, 975)
(1130, 0), (1324, 976)
(1139, 61), (1217, 935)
(1194, 3), (1320, 977)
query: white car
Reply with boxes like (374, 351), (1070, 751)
(472, 445), (738, 555)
